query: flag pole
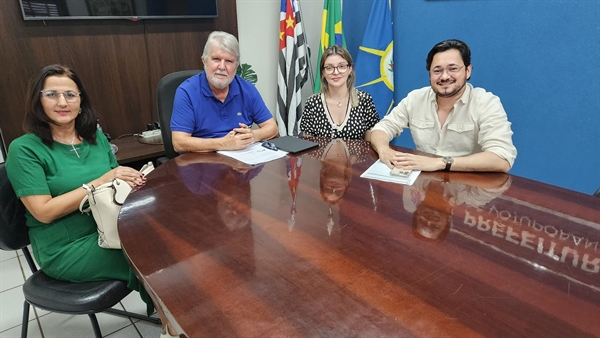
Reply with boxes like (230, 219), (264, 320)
(296, 0), (315, 91)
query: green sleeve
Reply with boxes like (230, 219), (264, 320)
(6, 135), (51, 198)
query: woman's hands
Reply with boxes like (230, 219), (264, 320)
(99, 166), (146, 188)
(21, 166), (147, 224)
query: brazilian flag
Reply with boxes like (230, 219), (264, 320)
(315, 0), (346, 93)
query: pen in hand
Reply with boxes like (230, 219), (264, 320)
(233, 124), (254, 144)
(233, 123), (250, 135)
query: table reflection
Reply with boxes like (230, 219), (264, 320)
(285, 156), (302, 231)
(171, 153), (260, 278)
(308, 138), (373, 233)
(175, 154), (262, 231)
(404, 172), (511, 242)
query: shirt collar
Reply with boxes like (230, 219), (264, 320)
(457, 83), (472, 105)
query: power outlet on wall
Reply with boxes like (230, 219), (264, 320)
(141, 130), (161, 138)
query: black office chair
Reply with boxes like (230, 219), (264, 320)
(157, 70), (201, 164)
(0, 127), (6, 164)
(0, 163), (161, 338)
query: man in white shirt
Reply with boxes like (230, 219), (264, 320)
(370, 39), (517, 173)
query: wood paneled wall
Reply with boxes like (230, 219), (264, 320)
(0, 0), (237, 146)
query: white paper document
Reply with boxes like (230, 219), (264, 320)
(360, 160), (421, 186)
(217, 143), (288, 165)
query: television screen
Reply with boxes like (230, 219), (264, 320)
(20, 0), (218, 20)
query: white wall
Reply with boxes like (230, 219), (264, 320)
(236, 0), (323, 116)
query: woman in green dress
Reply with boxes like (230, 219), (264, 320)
(6, 64), (177, 338)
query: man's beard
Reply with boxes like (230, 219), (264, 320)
(433, 79), (466, 99)
(208, 72), (232, 89)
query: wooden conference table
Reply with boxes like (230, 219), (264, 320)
(118, 138), (600, 338)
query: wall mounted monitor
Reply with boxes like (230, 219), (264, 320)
(20, 0), (218, 21)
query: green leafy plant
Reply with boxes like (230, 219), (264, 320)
(236, 63), (258, 84)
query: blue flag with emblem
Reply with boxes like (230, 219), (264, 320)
(354, 0), (394, 118)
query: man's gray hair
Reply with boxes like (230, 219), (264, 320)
(202, 31), (240, 64)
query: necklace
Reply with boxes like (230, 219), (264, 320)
(56, 133), (80, 158)
(330, 97), (346, 107)
(327, 94), (348, 108)
(325, 99), (349, 129)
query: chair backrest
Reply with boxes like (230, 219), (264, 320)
(157, 70), (201, 159)
(0, 163), (30, 251)
(0, 127), (6, 164)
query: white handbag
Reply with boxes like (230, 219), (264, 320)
(78, 162), (154, 249)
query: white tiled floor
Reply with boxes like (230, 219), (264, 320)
(0, 248), (162, 338)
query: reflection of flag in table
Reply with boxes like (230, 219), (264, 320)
(314, 0), (346, 93)
(277, 0), (309, 136)
(286, 156), (302, 231)
(354, 0), (394, 118)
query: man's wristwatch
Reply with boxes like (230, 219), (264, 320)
(442, 156), (454, 171)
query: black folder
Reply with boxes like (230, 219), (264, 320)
(270, 136), (318, 154)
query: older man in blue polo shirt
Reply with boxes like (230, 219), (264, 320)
(171, 31), (278, 152)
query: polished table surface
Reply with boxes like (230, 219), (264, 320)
(118, 138), (600, 338)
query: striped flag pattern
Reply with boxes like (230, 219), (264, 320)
(277, 0), (309, 136)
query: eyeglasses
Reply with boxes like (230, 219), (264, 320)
(322, 186), (344, 195)
(323, 64), (349, 74)
(431, 65), (465, 78)
(40, 90), (81, 103)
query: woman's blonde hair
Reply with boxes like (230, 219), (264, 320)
(319, 45), (359, 107)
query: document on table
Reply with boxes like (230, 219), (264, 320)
(217, 142), (288, 165)
(360, 160), (421, 186)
